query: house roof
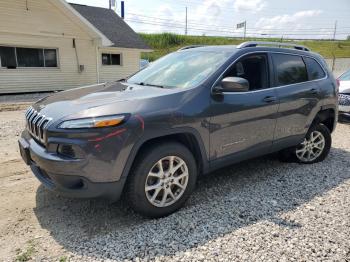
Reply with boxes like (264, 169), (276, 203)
(70, 3), (150, 50)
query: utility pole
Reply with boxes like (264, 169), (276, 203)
(185, 7), (188, 35)
(333, 20), (337, 41)
(243, 21), (247, 40)
(109, 0), (111, 10)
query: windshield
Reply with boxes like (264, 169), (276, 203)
(339, 69), (350, 81)
(127, 50), (230, 88)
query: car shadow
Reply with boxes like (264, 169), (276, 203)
(34, 147), (350, 260)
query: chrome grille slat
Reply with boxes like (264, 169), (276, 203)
(24, 106), (52, 145)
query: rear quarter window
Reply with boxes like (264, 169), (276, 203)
(272, 53), (308, 86)
(303, 57), (326, 80)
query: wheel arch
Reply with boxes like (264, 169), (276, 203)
(313, 106), (337, 133)
(120, 128), (209, 181)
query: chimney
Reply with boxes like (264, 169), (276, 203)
(121, 1), (125, 19)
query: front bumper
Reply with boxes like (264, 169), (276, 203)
(30, 164), (125, 200)
(338, 112), (350, 124)
(19, 130), (128, 201)
(338, 93), (350, 123)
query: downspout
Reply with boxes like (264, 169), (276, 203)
(73, 38), (81, 73)
(95, 44), (100, 84)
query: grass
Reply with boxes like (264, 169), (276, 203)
(15, 241), (37, 262)
(140, 33), (350, 61)
(59, 256), (68, 262)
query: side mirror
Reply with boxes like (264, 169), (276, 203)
(213, 77), (249, 93)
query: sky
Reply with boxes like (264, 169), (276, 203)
(68, 0), (350, 39)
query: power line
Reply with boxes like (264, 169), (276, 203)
(126, 10), (350, 30)
(126, 13), (350, 35)
(126, 0), (350, 19)
(126, 18), (350, 37)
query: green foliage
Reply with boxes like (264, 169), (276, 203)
(15, 243), (36, 262)
(140, 33), (350, 61)
(59, 256), (68, 262)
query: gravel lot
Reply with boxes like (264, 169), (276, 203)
(0, 105), (349, 262)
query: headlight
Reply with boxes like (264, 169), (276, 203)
(58, 115), (125, 129)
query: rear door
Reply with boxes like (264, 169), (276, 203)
(271, 53), (321, 150)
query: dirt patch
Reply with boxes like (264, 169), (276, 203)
(0, 103), (32, 112)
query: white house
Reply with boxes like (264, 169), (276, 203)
(0, 0), (151, 94)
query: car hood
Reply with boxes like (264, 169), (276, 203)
(31, 81), (178, 120)
(339, 80), (350, 93)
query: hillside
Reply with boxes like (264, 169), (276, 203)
(139, 33), (350, 61)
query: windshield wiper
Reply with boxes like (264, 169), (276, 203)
(136, 82), (164, 88)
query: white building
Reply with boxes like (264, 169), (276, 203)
(0, 0), (150, 94)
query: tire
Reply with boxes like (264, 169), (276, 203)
(279, 123), (331, 164)
(126, 142), (197, 218)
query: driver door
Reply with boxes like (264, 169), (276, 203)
(209, 53), (279, 162)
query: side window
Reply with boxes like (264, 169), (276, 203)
(0, 46), (16, 68)
(272, 54), (307, 86)
(303, 57), (326, 80)
(0, 46), (58, 68)
(223, 54), (269, 91)
(102, 53), (121, 66)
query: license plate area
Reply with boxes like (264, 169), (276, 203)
(18, 138), (31, 165)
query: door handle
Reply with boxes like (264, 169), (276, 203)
(263, 96), (277, 103)
(308, 88), (319, 94)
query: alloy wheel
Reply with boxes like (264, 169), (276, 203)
(145, 156), (189, 207)
(296, 131), (326, 162)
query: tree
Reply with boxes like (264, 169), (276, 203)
(347, 35), (350, 40)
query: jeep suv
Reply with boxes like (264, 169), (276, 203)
(19, 41), (338, 218)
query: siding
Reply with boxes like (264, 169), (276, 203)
(0, 0), (89, 39)
(99, 48), (141, 83)
(0, 0), (144, 93)
(0, 33), (98, 93)
(0, 0), (98, 93)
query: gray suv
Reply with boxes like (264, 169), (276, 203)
(19, 41), (338, 217)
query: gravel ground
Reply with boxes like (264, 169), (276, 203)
(0, 92), (53, 103)
(0, 106), (349, 262)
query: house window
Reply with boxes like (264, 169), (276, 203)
(102, 53), (121, 65)
(0, 46), (58, 68)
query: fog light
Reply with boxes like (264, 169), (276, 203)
(58, 144), (76, 158)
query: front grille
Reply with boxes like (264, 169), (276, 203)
(25, 107), (53, 144)
(339, 94), (350, 106)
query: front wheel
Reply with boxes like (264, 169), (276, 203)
(126, 142), (197, 218)
(280, 123), (331, 164)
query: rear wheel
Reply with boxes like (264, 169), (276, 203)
(126, 142), (197, 218)
(279, 123), (331, 164)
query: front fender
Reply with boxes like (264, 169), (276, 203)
(119, 127), (210, 181)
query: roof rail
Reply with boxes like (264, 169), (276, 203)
(178, 45), (204, 51)
(237, 41), (310, 51)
